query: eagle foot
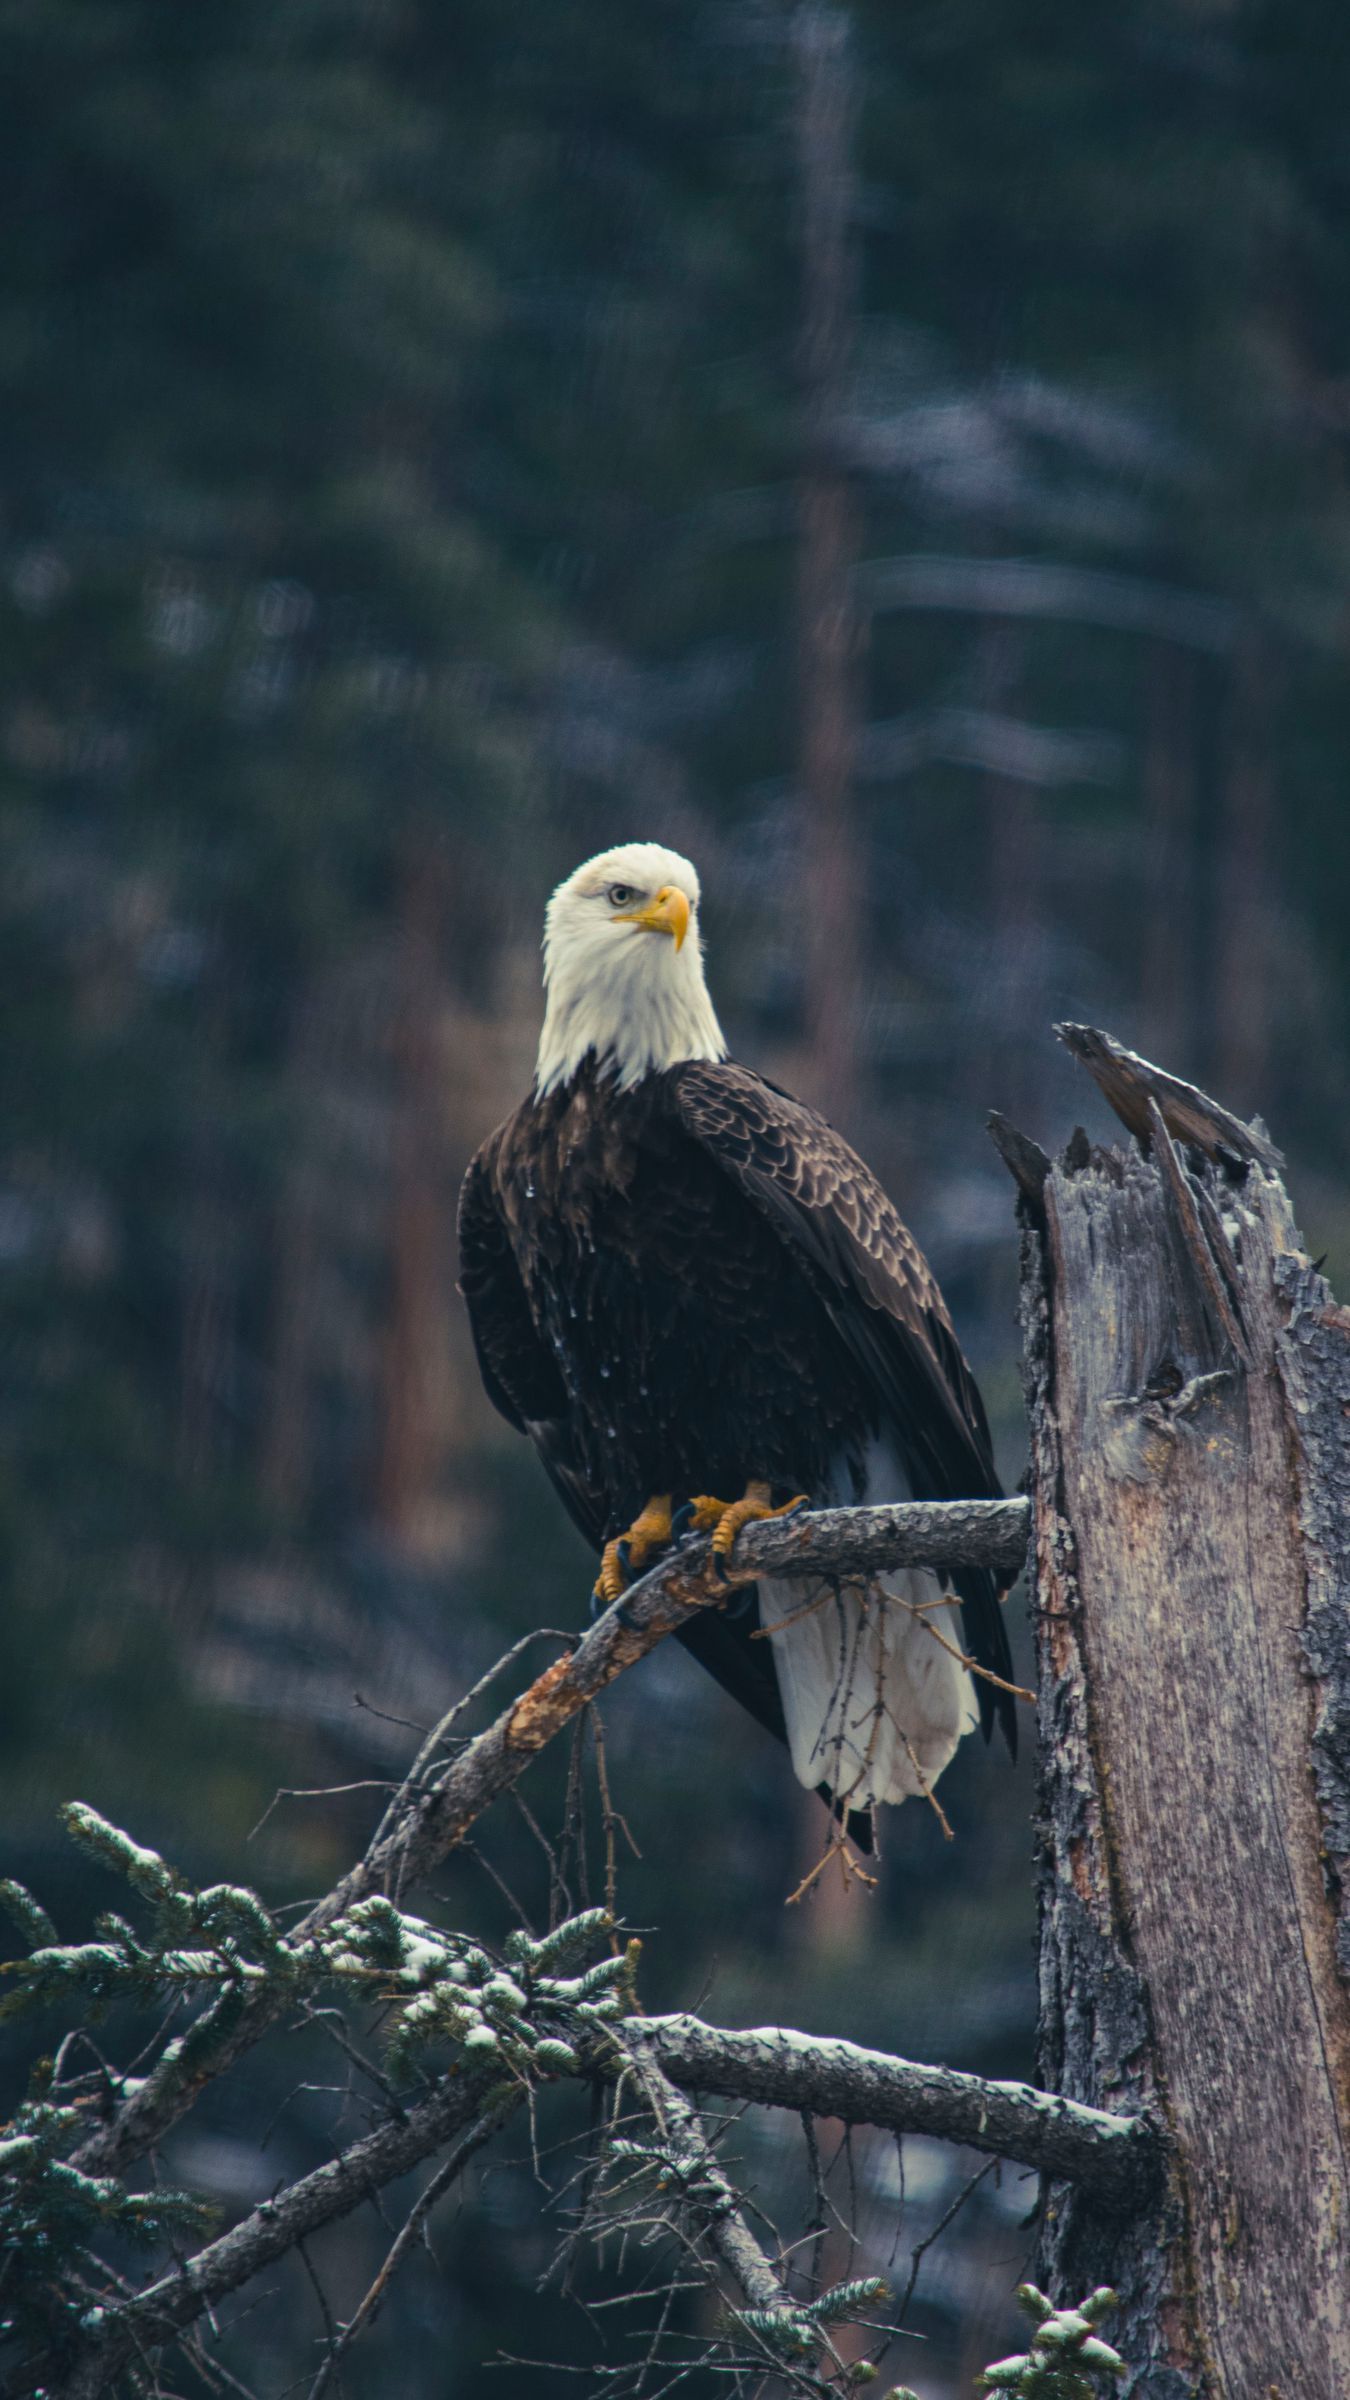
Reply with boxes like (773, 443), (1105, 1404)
(593, 1494), (675, 1610)
(683, 1481), (810, 1580)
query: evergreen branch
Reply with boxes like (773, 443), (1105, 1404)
(68, 1498), (1028, 2187)
(2, 1810), (1148, 2400)
(978, 2284), (1127, 2396)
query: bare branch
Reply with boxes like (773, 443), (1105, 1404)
(632, 2015), (1162, 2213)
(304, 2112), (505, 2399)
(40, 2080), (522, 2400)
(720, 1496), (1030, 1584)
(615, 2034), (799, 2326)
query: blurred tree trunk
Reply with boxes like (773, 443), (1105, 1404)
(1213, 630), (1276, 1112)
(1004, 1030), (1350, 2395)
(177, 979), (234, 1486)
(373, 846), (454, 1554)
(259, 983), (330, 1518)
(794, 1), (865, 1142)
(981, 620), (1047, 1129)
(1139, 645), (1197, 1071)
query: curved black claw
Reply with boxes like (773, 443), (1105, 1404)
(591, 1581), (641, 1629)
(615, 1538), (633, 1579)
(669, 1500), (696, 1543)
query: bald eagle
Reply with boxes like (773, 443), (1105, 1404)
(458, 842), (1015, 1839)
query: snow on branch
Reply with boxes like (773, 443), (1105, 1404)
(631, 2016), (1161, 2214)
(68, 1497), (1029, 2189)
(2, 1793), (1152, 2399)
(977, 2284), (1127, 2396)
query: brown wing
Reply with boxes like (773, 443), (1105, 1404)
(667, 1061), (1016, 1750)
(456, 1128), (609, 1550)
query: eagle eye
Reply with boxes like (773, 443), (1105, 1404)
(606, 882), (637, 907)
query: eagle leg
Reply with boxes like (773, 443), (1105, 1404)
(593, 1493), (675, 1609)
(683, 1479), (810, 1580)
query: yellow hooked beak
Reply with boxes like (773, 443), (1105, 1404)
(614, 884), (690, 951)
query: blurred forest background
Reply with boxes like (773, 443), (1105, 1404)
(3, 2), (1350, 2393)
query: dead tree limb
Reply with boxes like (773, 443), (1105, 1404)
(630, 2016), (1160, 2211)
(614, 2031), (803, 2330)
(1000, 1024), (1350, 2397)
(1053, 1020), (1283, 1171)
(42, 2080), (521, 2400)
(71, 1498), (1030, 2187)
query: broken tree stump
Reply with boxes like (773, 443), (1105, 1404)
(995, 1025), (1350, 2399)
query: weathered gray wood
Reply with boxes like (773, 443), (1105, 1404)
(988, 1109), (1052, 1209)
(1280, 1269), (1350, 1985)
(634, 2015), (1160, 2209)
(1055, 1020), (1282, 1171)
(1016, 1037), (1350, 2397)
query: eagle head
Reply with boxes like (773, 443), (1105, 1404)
(534, 841), (728, 1096)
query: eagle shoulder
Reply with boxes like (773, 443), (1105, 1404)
(664, 1059), (999, 1494)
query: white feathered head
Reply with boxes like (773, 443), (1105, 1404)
(534, 841), (727, 1095)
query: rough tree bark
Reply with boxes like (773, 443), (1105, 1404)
(995, 1024), (1350, 2400)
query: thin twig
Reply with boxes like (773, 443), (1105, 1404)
(896, 2156), (997, 2328)
(305, 2109), (505, 2398)
(41, 2082), (524, 2400)
(589, 1703), (641, 1948)
(784, 1833), (876, 1907)
(613, 2034), (801, 2329)
(247, 1784), (403, 1847)
(897, 1727), (954, 1842)
(896, 1597), (1035, 1705)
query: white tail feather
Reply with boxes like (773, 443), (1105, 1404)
(759, 1569), (977, 1810)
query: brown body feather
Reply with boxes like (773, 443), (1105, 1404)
(457, 1058), (1016, 1798)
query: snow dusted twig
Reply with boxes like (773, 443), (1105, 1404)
(70, 1498), (1029, 2187)
(978, 2282), (1127, 2395)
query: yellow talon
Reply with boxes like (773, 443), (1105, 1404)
(687, 1480), (811, 1574)
(593, 1494), (675, 1607)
